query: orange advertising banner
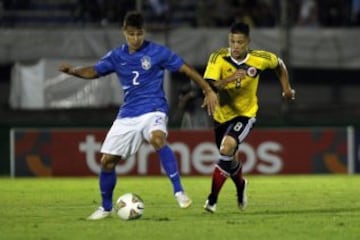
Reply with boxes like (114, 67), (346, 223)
(10, 128), (349, 177)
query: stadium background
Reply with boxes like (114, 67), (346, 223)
(1, 0), (360, 176)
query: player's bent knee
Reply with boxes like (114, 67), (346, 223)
(149, 132), (166, 150)
(150, 138), (166, 150)
(101, 154), (121, 170)
(220, 145), (236, 156)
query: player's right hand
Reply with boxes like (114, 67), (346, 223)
(282, 88), (296, 101)
(233, 69), (246, 80)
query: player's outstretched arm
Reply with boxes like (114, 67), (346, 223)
(178, 63), (218, 116)
(59, 63), (99, 80)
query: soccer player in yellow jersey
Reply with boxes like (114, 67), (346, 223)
(203, 22), (295, 213)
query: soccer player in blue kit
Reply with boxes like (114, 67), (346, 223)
(59, 11), (218, 220)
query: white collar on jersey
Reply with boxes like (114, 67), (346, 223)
(229, 48), (249, 65)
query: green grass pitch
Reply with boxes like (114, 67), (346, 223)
(0, 175), (359, 240)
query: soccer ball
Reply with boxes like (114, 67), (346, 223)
(115, 193), (144, 220)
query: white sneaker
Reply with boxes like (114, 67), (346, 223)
(204, 200), (216, 213)
(175, 191), (192, 208)
(87, 206), (112, 220)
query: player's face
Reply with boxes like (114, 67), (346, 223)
(123, 26), (145, 52)
(228, 33), (250, 60)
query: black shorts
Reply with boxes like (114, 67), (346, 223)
(214, 116), (256, 150)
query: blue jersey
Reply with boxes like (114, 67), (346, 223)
(94, 40), (184, 118)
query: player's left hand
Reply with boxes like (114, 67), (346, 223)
(282, 88), (296, 101)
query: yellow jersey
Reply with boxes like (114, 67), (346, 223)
(204, 48), (279, 123)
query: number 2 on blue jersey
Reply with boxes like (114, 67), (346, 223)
(132, 71), (140, 85)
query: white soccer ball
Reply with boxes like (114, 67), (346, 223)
(115, 193), (144, 220)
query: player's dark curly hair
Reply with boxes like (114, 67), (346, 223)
(230, 22), (250, 36)
(123, 11), (144, 28)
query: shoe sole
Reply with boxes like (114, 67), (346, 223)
(179, 200), (192, 209)
(204, 206), (215, 213)
(87, 213), (112, 220)
(87, 208), (112, 220)
(203, 200), (216, 213)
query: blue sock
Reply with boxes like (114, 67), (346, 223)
(158, 145), (183, 194)
(99, 169), (116, 211)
